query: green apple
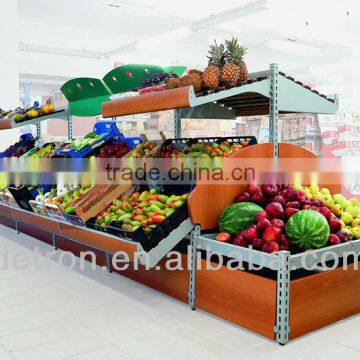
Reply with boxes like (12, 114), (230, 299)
(343, 199), (353, 208)
(340, 219), (346, 229)
(305, 191), (312, 200)
(344, 206), (356, 218)
(324, 195), (334, 208)
(341, 211), (353, 225)
(293, 184), (304, 191)
(349, 197), (359, 205)
(351, 226), (360, 239)
(309, 184), (320, 194)
(344, 227), (354, 239)
(320, 188), (330, 195)
(351, 219), (360, 228)
(333, 193), (345, 204)
(313, 192), (325, 201)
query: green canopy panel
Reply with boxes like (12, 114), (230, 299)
(103, 64), (163, 94)
(68, 96), (110, 117)
(60, 78), (111, 117)
(163, 66), (187, 77)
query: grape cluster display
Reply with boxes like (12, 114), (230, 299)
(132, 72), (178, 91)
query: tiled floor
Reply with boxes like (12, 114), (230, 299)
(0, 224), (360, 360)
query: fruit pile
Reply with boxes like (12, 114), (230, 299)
(28, 143), (63, 158)
(61, 132), (103, 152)
(0, 100), (55, 123)
(96, 142), (131, 158)
(216, 184), (360, 253)
(46, 185), (92, 215)
(130, 141), (157, 158)
(158, 140), (249, 158)
(95, 188), (188, 233)
(133, 72), (178, 93)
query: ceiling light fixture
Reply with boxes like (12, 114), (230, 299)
(192, 0), (268, 31)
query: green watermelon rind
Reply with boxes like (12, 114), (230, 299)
(285, 210), (330, 249)
(218, 202), (264, 235)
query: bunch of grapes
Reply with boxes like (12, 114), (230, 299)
(132, 72), (178, 91)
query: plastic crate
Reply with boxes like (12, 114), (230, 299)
(87, 201), (188, 252)
(0, 134), (36, 158)
(7, 185), (35, 212)
(55, 121), (123, 158)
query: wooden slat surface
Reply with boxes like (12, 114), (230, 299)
(196, 260), (277, 339)
(290, 263), (360, 339)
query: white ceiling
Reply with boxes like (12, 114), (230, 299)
(16, 0), (360, 103)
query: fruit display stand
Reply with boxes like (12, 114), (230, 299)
(1, 63), (358, 346)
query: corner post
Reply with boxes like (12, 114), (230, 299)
(188, 225), (200, 310)
(269, 63), (279, 158)
(275, 250), (291, 345)
(36, 122), (41, 139)
(174, 109), (181, 138)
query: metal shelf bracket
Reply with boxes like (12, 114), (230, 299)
(275, 250), (291, 345)
(188, 224), (200, 310)
(15, 219), (20, 234)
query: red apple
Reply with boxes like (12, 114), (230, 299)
(310, 206), (320, 212)
(329, 218), (342, 233)
(280, 235), (290, 250)
(252, 193), (267, 205)
(247, 184), (261, 196)
(261, 184), (278, 198)
(328, 234), (341, 245)
(251, 238), (263, 250)
(243, 227), (258, 242)
(256, 211), (268, 222)
(285, 188), (299, 201)
(234, 192), (251, 203)
(319, 207), (332, 221)
(233, 234), (248, 247)
(311, 199), (320, 208)
(286, 201), (300, 209)
(318, 200), (326, 208)
(271, 219), (285, 231)
(272, 195), (286, 207)
(336, 230), (350, 243)
(265, 202), (284, 219)
(302, 204), (312, 210)
(216, 232), (231, 243)
(285, 207), (299, 219)
(262, 241), (280, 253)
(257, 218), (271, 235)
(262, 226), (282, 243)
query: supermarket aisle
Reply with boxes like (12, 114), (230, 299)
(0, 224), (360, 360)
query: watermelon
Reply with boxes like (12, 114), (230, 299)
(285, 210), (330, 249)
(218, 202), (263, 235)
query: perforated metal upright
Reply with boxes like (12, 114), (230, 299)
(67, 112), (73, 140)
(188, 225), (200, 310)
(275, 251), (291, 344)
(174, 109), (181, 138)
(269, 63), (279, 158)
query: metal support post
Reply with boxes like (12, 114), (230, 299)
(174, 109), (181, 138)
(105, 252), (112, 273)
(275, 250), (291, 345)
(36, 122), (41, 139)
(51, 233), (57, 250)
(269, 63), (279, 158)
(67, 114), (73, 140)
(15, 219), (20, 234)
(188, 225), (200, 310)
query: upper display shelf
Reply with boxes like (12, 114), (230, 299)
(102, 66), (338, 119)
(0, 109), (68, 131)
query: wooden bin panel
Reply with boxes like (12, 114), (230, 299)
(196, 261), (277, 340)
(290, 263), (360, 340)
(59, 223), (137, 257)
(11, 209), (61, 235)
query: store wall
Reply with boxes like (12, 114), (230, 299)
(0, 0), (20, 151)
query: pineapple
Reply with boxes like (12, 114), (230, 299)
(221, 38), (248, 86)
(202, 40), (225, 89)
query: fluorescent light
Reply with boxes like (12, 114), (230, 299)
(266, 39), (322, 57)
(192, 0), (268, 31)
